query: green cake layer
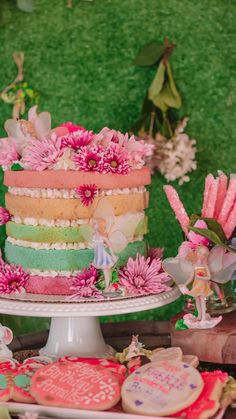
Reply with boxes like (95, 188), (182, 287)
(5, 240), (147, 271)
(6, 219), (147, 243)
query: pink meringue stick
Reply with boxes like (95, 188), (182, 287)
(163, 185), (190, 235)
(214, 171), (228, 218)
(222, 200), (236, 239)
(218, 174), (236, 227)
(201, 174), (215, 217)
(203, 177), (219, 218)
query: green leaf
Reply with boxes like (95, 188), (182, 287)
(165, 61), (182, 109)
(17, 0), (34, 13)
(189, 214), (226, 243)
(175, 319), (188, 330)
(189, 226), (236, 253)
(148, 61), (165, 106)
(11, 163), (24, 171)
(134, 42), (165, 66)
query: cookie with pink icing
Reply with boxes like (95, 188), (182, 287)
(12, 364), (36, 403)
(59, 356), (126, 384)
(122, 360), (204, 417)
(173, 371), (228, 419)
(31, 361), (121, 410)
(0, 365), (14, 402)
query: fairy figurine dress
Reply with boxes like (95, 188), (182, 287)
(92, 222), (118, 270)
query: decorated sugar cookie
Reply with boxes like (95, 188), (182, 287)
(122, 360), (204, 417)
(31, 361), (121, 410)
(173, 371), (228, 418)
(12, 364), (36, 403)
(59, 356), (126, 384)
(0, 368), (14, 402)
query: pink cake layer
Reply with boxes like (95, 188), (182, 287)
(26, 275), (73, 295)
(4, 168), (151, 189)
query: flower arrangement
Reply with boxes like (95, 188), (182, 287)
(132, 38), (197, 185)
(0, 106), (152, 173)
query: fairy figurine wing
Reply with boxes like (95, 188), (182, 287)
(162, 256), (194, 286)
(208, 245), (236, 284)
(93, 197), (128, 254)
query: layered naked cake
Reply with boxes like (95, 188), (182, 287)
(4, 169), (150, 295)
(0, 107), (171, 299)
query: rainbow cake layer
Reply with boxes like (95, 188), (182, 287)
(4, 168), (150, 295)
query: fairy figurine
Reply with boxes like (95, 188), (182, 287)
(163, 175), (236, 329)
(92, 198), (128, 294)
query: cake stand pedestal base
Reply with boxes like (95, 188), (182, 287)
(170, 311), (236, 364)
(39, 316), (115, 359)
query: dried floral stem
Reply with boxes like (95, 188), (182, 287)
(149, 111), (155, 137)
(163, 38), (175, 65)
(0, 52), (24, 97)
(67, 0), (73, 7)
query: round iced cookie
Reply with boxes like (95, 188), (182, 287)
(121, 360), (204, 417)
(31, 361), (121, 410)
(12, 365), (36, 403)
(4, 167), (151, 189)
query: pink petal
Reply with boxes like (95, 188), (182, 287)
(218, 174), (236, 228)
(164, 185), (189, 235)
(201, 174), (214, 217)
(214, 171), (228, 218)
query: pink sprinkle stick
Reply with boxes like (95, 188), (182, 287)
(201, 174), (214, 217)
(214, 171), (228, 218)
(163, 185), (190, 235)
(203, 177), (219, 218)
(222, 200), (236, 239)
(218, 174), (236, 227)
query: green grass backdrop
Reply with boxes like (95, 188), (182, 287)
(0, 0), (235, 333)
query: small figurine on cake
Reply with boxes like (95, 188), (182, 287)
(163, 172), (236, 329)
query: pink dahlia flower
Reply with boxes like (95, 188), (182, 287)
(21, 133), (63, 171)
(61, 130), (94, 151)
(70, 266), (103, 299)
(0, 138), (19, 170)
(74, 145), (104, 172)
(102, 143), (130, 174)
(0, 263), (29, 294)
(0, 208), (11, 225)
(60, 122), (86, 133)
(119, 254), (171, 296)
(75, 184), (98, 206)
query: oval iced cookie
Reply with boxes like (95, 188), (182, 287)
(31, 361), (121, 410)
(122, 360), (204, 417)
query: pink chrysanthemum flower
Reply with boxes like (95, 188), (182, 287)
(61, 130), (94, 151)
(102, 143), (130, 174)
(75, 184), (98, 206)
(70, 266), (103, 299)
(74, 145), (104, 172)
(60, 122), (86, 133)
(119, 254), (171, 296)
(0, 263), (29, 294)
(0, 139), (19, 170)
(21, 133), (63, 171)
(0, 208), (11, 225)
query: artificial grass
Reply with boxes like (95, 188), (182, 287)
(0, 0), (235, 333)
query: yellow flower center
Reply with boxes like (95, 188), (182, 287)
(110, 160), (118, 168)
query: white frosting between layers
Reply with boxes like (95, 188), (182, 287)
(8, 186), (146, 199)
(7, 236), (143, 250)
(29, 269), (79, 278)
(11, 211), (145, 227)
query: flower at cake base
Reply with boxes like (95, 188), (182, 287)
(0, 263), (29, 294)
(21, 133), (63, 171)
(61, 129), (94, 150)
(0, 138), (19, 170)
(60, 121), (86, 133)
(74, 145), (104, 172)
(0, 208), (12, 225)
(119, 254), (171, 296)
(75, 184), (98, 206)
(70, 266), (104, 299)
(102, 143), (130, 174)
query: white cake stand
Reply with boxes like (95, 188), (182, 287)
(0, 287), (180, 359)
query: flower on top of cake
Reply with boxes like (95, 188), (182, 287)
(0, 106), (153, 172)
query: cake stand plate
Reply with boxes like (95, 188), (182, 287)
(0, 286), (180, 358)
